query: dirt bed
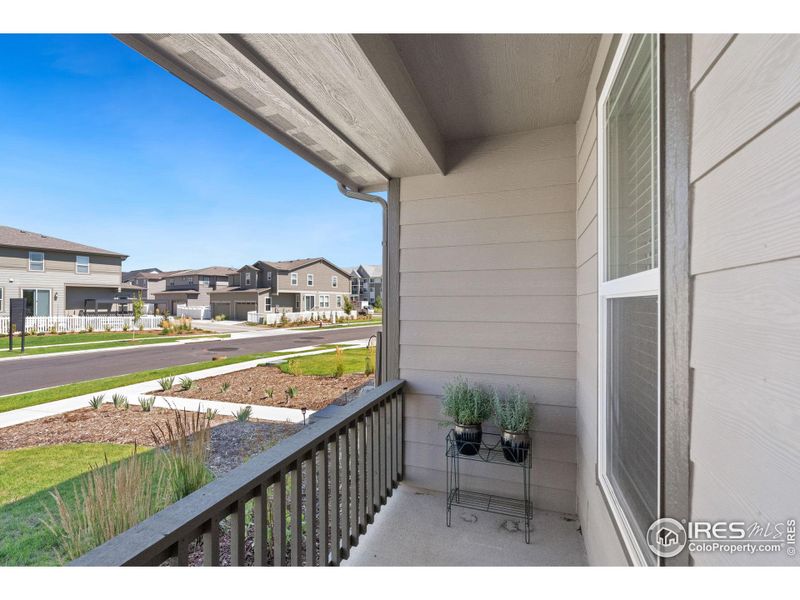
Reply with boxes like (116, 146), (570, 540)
(157, 365), (372, 411)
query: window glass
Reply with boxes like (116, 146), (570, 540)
(76, 255), (90, 274)
(29, 251), (44, 271)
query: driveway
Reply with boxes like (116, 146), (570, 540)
(0, 326), (380, 396)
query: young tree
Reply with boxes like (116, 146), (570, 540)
(343, 295), (354, 314)
(373, 295), (383, 311)
(132, 292), (144, 340)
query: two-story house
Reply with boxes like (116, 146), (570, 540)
(349, 264), (382, 306)
(0, 225), (129, 317)
(209, 257), (351, 320)
(122, 267), (168, 299)
(151, 266), (237, 315)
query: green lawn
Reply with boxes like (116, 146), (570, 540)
(0, 334), (227, 359)
(0, 443), (140, 565)
(6, 331), (178, 347)
(279, 347), (372, 376)
(0, 346), (341, 413)
(295, 318), (382, 331)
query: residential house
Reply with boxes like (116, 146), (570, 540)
(81, 34), (800, 567)
(0, 224), (129, 317)
(151, 266), (237, 315)
(209, 257), (351, 320)
(123, 268), (169, 299)
(349, 264), (382, 305)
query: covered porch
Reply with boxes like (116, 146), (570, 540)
(73, 33), (618, 566)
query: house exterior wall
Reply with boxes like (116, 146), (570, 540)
(398, 124), (578, 514)
(572, 34), (629, 566)
(687, 33), (800, 566)
(274, 262), (347, 295)
(0, 246), (123, 316)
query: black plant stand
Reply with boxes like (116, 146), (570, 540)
(445, 429), (533, 543)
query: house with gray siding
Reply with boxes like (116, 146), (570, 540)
(151, 266), (237, 315)
(81, 34), (800, 567)
(349, 264), (382, 306)
(209, 257), (351, 320)
(0, 225), (129, 316)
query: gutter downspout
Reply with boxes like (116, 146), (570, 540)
(337, 182), (388, 384)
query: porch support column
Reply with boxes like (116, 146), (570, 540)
(661, 34), (692, 567)
(384, 178), (401, 381)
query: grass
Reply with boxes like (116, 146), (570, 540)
(0, 334), (228, 359)
(0, 443), (141, 565)
(295, 318), (382, 331)
(278, 347), (370, 376)
(0, 346), (346, 414)
(5, 331), (171, 347)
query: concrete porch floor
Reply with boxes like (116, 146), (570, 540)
(342, 484), (587, 566)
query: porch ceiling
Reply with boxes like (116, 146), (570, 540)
(119, 34), (599, 189)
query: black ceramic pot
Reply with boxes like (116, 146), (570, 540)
(454, 423), (482, 456)
(500, 430), (531, 463)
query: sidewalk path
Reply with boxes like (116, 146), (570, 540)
(0, 341), (368, 429)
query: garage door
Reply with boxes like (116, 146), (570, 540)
(211, 302), (231, 319)
(234, 302), (256, 321)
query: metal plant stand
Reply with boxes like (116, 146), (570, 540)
(445, 429), (533, 543)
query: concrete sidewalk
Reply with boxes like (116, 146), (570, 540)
(0, 340), (368, 429)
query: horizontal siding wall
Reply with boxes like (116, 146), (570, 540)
(573, 35), (629, 565)
(399, 124), (578, 514)
(688, 34), (800, 566)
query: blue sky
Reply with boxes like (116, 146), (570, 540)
(0, 34), (382, 272)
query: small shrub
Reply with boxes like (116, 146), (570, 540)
(333, 347), (345, 378)
(88, 394), (104, 410)
(44, 447), (167, 562)
(286, 359), (303, 377)
(365, 345), (376, 376)
(264, 387), (274, 399)
(205, 408), (219, 421)
(139, 396), (156, 412)
(220, 382), (231, 393)
(122, 323), (129, 332)
(280, 312), (288, 326)
(493, 387), (533, 433)
(49, 325), (58, 335)
(441, 376), (492, 426)
(151, 408), (213, 502)
(213, 314), (226, 321)
(179, 377), (194, 391)
(158, 376), (175, 392)
(86, 325), (94, 333)
(104, 324), (112, 333)
(138, 324), (144, 332)
(233, 405), (253, 422)
(112, 393), (127, 409)
(285, 387), (298, 402)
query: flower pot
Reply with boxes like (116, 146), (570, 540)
(454, 423), (482, 456)
(500, 430), (531, 463)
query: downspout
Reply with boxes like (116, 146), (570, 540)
(337, 182), (388, 384)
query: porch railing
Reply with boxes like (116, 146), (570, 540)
(71, 379), (405, 566)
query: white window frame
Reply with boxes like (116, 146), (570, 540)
(76, 255), (90, 274)
(22, 288), (52, 317)
(307, 273), (314, 287)
(28, 251), (45, 272)
(336, 294), (342, 308)
(0, 287), (4, 312)
(331, 275), (338, 288)
(245, 272), (251, 286)
(264, 296), (271, 312)
(291, 272), (298, 286)
(596, 33), (662, 567)
(267, 271), (272, 282)
(319, 294), (330, 309)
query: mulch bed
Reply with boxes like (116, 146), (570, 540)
(156, 365), (372, 411)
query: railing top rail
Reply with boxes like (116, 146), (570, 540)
(70, 378), (404, 566)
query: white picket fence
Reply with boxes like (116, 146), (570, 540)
(0, 315), (164, 335)
(247, 310), (353, 325)
(176, 305), (211, 320)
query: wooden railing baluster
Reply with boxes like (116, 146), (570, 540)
(305, 450), (318, 566)
(318, 440), (329, 566)
(230, 498), (246, 566)
(203, 518), (220, 566)
(273, 471), (286, 567)
(254, 483), (268, 566)
(290, 461), (302, 566)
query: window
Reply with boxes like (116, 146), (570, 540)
(295, 295), (300, 309)
(597, 33), (660, 566)
(22, 288), (51, 317)
(76, 255), (90, 274)
(267, 271), (272, 282)
(291, 272), (298, 286)
(319, 294), (330, 308)
(28, 251), (44, 272)
(264, 296), (272, 312)
(307, 273), (314, 287)
(0, 287), (3, 312)
(331, 275), (338, 288)
(336, 295), (342, 308)
(245, 272), (251, 286)
(200, 275), (210, 285)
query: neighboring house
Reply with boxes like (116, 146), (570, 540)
(151, 266), (237, 315)
(0, 224), (129, 317)
(84, 34), (800, 568)
(349, 264), (382, 305)
(122, 268), (168, 299)
(209, 257), (351, 320)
